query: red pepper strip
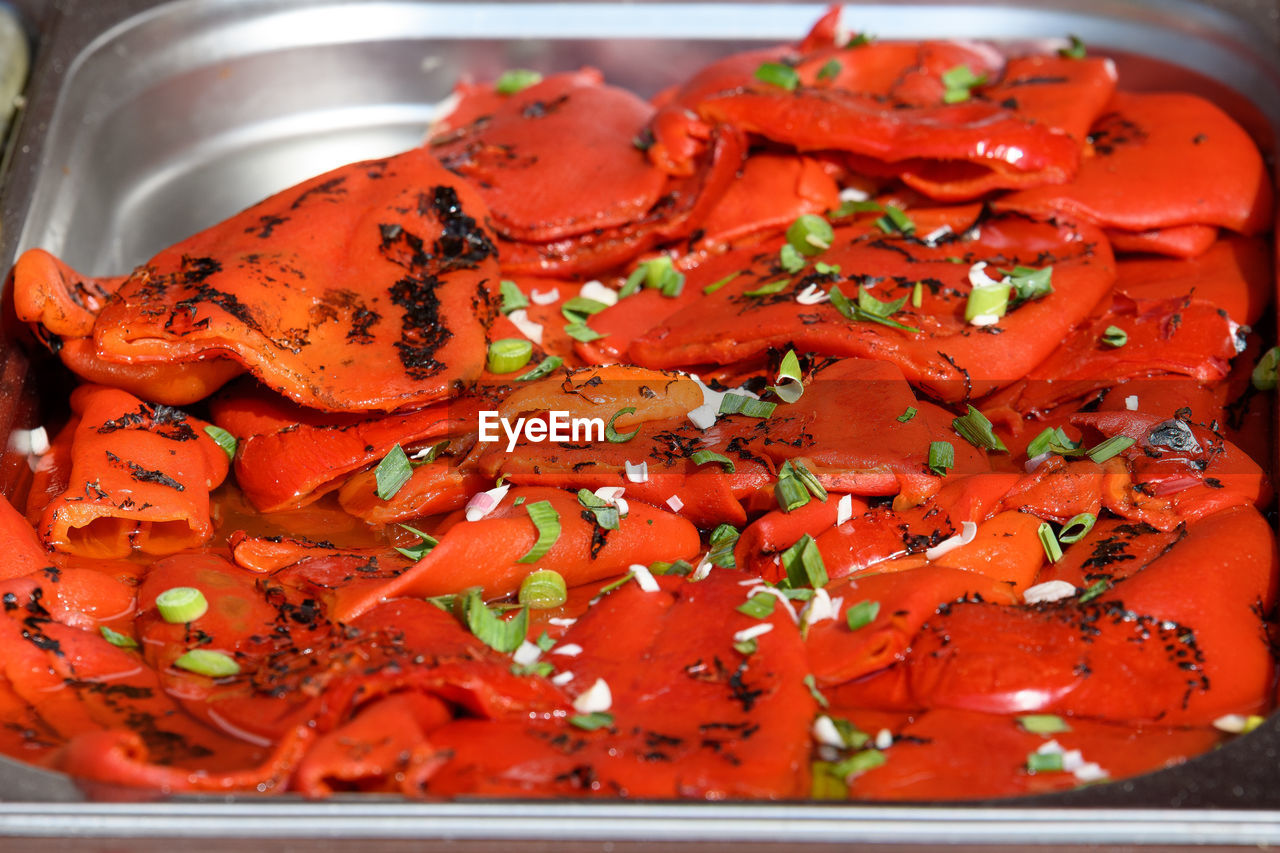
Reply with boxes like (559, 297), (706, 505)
(813, 503), (954, 581)
(497, 125), (748, 277)
(496, 365), (703, 432)
(25, 418), (73, 524)
(999, 92), (1274, 235)
(0, 494), (53, 580)
(1073, 411), (1267, 530)
(293, 692), (451, 797)
(1116, 235), (1272, 327)
(337, 461), (483, 525)
(56, 338), (244, 406)
(896, 56), (1116, 201)
(427, 572), (816, 798)
(1092, 377), (1226, 425)
(909, 505), (1276, 725)
(54, 726), (312, 795)
(1106, 223), (1218, 259)
(207, 378), (373, 439)
(846, 708), (1219, 801)
(0, 671), (59, 763)
(807, 565), (1018, 687)
(631, 213), (1115, 403)
(322, 487), (700, 619)
(1000, 458), (1104, 524)
(88, 147), (499, 413)
(733, 496), (854, 579)
(985, 293), (1238, 419)
(930, 510), (1046, 593)
(484, 278), (585, 368)
(36, 386), (230, 559)
(11, 249), (125, 339)
(226, 530), (404, 575)
(694, 153), (840, 252)
(429, 71), (667, 243)
(431, 67), (602, 137)
(0, 569), (136, 635)
(827, 665), (919, 712)
(761, 359), (939, 504)
(232, 397), (478, 513)
(1033, 516), (1184, 591)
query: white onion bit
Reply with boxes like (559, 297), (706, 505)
(551, 670), (575, 686)
(630, 563), (660, 593)
(812, 715), (845, 748)
(547, 617), (577, 627)
(1213, 714), (1249, 733)
(572, 678), (612, 713)
(579, 280), (618, 306)
(924, 520), (978, 561)
(690, 554), (714, 582)
(838, 186), (870, 203)
(465, 483), (511, 522)
(1023, 580), (1077, 604)
(744, 585), (799, 623)
(665, 495), (685, 513)
(593, 486), (629, 518)
(795, 283), (830, 305)
(624, 460), (649, 483)
(836, 493), (854, 526)
(529, 287), (560, 305)
(507, 308), (544, 344)
(512, 641), (542, 666)
(800, 588), (839, 626)
(552, 643), (584, 658)
(733, 623), (774, 643)
(875, 728), (893, 750)
(1025, 451), (1052, 473)
(1125, 395), (1139, 411)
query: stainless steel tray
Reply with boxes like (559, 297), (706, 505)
(0, 0), (1278, 846)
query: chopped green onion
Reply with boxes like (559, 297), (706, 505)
(650, 559), (694, 576)
(781, 533), (828, 591)
(535, 631), (556, 652)
(703, 271), (741, 295)
(1000, 265), (1054, 306)
(1038, 521), (1063, 562)
(464, 589), (528, 653)
(830, 199), (882, 218)
(511, 660), (554, 678)
(518, 569), (568, 609)
(952, 405), (1008, 452)
(1018, 714), (1072, 734)
(564, 322), (604, 342)
(965, 281), (1011, 324)
(637, 255), (685, 296)
(605, 407), (639, 443)
(516, 500), (561, 563)
(487, 338), (534, 374)
(1078, 579), (1110, 604)
(202, 425), (237, 461)
(734, 638), (758, 656)
(690, 450), (735, 473)
(1086, 435), (1135, 463)
(941, 64), (986, 103)
(569, 711), (614, 731)
(1058, 513), (1096, 544)
(754, 61), (800, 91)
(829, 285), (920, 333)
(803, 673), (830, 708)
(928, 441), (954, 476)
(768, 349), (804, 403)
(857, 286), (910, 321)
(846, 600), (880, 631)
(495, 69), (543, 94)
(783, 459), (828, 501)
(911, 281), (923, 308)
(561, 296), (609, 325)
(499, 279), (528, 314)
(873, 204), (915, 235)
(99, 626), (137, 649)
(737, 591), (777, 619)
(156, 586), (208, 624)
(1026, 751), (1065, 773)
(516, 355), (563, 382)
(897, 407), (917, 423)
(395, 523), (438, 561)
(620, 267), (646, 298)
(817, 59), (842, 81)
(1101, 325), (1128, 348)
(831, 749), (887, 777)
(1058, 34), (1087, 59)
(743, 278), (791, 298)
(375, 444), (413, 500)
(847, 32), (874, 47)
(786, 214), (835, 256)
(1027, 426), (1081, 458)
(596, 571), (636, 597)
(719, 394), (777, 418)
(775, 474), (811, 513)
(811, 762), (849, 799)
(708, 524), (740, 568)
(577, 489), (620, 530)
(779, 243), (806, 273)
(1252, 346), (1280, 390)
(815, 262), (841, 275)
(174, 649), (240, 678)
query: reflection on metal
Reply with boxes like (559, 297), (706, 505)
(0, 3), (27, 201)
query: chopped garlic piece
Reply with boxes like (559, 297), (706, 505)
(1023, 580), (1077, 604)
(733, 623), (774, 643)
(552, 643), (583, 657)
(572, 678), (612, 713)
